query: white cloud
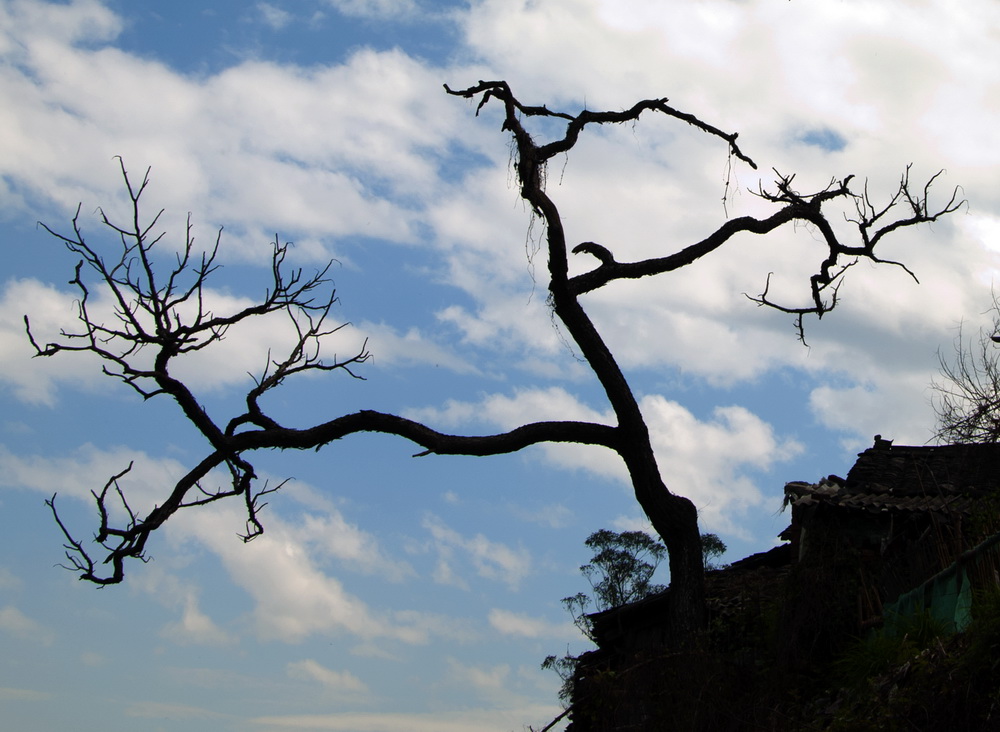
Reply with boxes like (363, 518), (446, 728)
(0, 442), (456, 647)
(408, 386), (611, 433)
(286, 659), (370, 698)
(422, 513), (532, 591)
(324, 0), (417, 20)
(249, 706), (565, 732)
(8, 0), (1000, 728)
(0, 10), (474, 268)
(446, 657), (509, 694)
(2, 0), (997, 450)
(3, 267), (474, 409)
(125, 701), (231, 720)
(610, 514), (656, 535)
(0, 605), (55, 645)
(412, 387), (800, 536)
(487, 609), (576, 641)
(80, 652), (105, 667)
(511, 502), (574, 529)
(643, 396), (802, 535)
(0, 687), (50, 701)
(257, 2), (292, 29)
(162, 592), (236, 647)
(356, 320), (478, 374)
(170, 500), (454, 645)
(440, 657), (564, 717)
(0, 0), (120, 53)
(0, 443), (184, 515)
(0, 278), (105, 406)
(0, 567), (21, 590)
(428, 0), (1000, 461)
(134, 568), (236, 647)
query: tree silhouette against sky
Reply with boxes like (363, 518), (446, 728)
(27, 81), (961, 638)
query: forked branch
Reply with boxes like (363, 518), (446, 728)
(30, 83), (961, 592)
(745, 168), (962, 341)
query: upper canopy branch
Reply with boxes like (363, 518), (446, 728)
(746, 168), (963, 340)
(446, 83), (961, 343)
(572, 170), (960, 316)
(444, 80), (758, 171)
(569, 203), (812, 295)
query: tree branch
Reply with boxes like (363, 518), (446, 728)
(30, 82), (961, 609)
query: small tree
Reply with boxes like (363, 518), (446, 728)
(701, 532), (727, 570)
(561, 529), (669, 642)
(544, 529), (667, 703)
(934, 295), (1000, 444)
(26, 83), (961, 643)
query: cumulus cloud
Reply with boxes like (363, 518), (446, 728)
(446, 657), (509, 695)
(0, 605), (55, 645)
(422, 513), (532, 591)
(257, 2), (292, 29)
(0, 278), (105, 406)
(286, 659), (370, 698)
(642, 397), (802, 535)
(6, 0), (1000, 727)
(2, 261), (473, 409)
(124, 701), (231, 721)
(411, 387), (799, 535)
(487, 609), (577, 641)
(0, 6), (476, 268)
(0, 568), (20, 590)
(0, 443), (184, 513)
(134, 568), (236, 646)
(3, 0), (986, 459)
(249, 706), (564, 732)
(0, 687), (51, 701)
(166, 498), (456, 645)
(355, 320), (478, 374)
(162, 593), (236, 647)
(429, 0), (1000, 457)
(324, 0), (418, 19)
(0, 442), (462, 647)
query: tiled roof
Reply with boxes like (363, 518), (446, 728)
(784, 441), (1000, 516)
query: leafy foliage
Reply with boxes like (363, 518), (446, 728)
(544, 529), (724, 705)
(561, 529), (668, 642)
(580, 529), (668, 610)
(542, 529), (668, 703)
(702, 532), (727, 570)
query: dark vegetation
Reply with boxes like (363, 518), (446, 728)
(560, 541), (1000, 731)
(556, 443), (1000, 731)
(544, 530), (727, 707)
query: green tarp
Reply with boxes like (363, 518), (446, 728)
(883, 564), (973, 635)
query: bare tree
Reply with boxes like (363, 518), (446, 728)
(27, 83), (961, 640)
(933, 296), (1000, 443)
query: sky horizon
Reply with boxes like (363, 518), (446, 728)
(2, 1), (999, 730)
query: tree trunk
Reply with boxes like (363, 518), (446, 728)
(622, 447), (705, 639)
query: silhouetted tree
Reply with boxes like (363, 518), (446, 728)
(560, 529), (669, 642)
(544, 529), (667, 705)
(934, 295), (1000, 444)
(701, 532), (727, 570)
(27, 82), (961, 642)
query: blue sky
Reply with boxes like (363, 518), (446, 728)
(2, 0), (1000, 730)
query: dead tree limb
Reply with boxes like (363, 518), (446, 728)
(29, 87), (958, 643)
